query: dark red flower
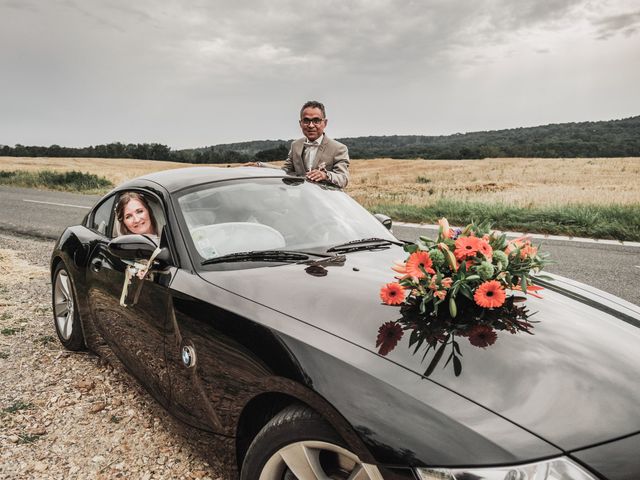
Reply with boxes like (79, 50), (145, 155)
(467, 325), (497, 348)
(376, 322), (404, 355)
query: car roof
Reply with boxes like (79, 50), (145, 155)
(125, 166), (289, 193)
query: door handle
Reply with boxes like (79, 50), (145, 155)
(90, 259), (103, 272)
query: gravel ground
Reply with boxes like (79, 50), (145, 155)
(0, 233), (227, 479)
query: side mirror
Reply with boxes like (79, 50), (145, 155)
(108, 234), (171, 264)
(373, 213), (392, 230)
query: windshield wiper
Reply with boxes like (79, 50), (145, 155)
(201, 249), (335, 265)
(202, 250), (311, 265)
(326, 237), (403, 253)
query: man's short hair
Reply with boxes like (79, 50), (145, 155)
(300, 100), (326, 119)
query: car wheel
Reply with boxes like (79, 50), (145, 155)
(52, 263), (85, 351)
(241, 404), (382, 480)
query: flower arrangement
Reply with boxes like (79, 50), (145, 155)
(377, 218), (550, 377)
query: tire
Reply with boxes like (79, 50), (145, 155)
(52, 262), (85, 351)
(240, 404), (383, 480)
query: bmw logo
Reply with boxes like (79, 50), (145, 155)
(181, 345), (196, 368)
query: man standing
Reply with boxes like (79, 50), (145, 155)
(254, 101), (350, 188)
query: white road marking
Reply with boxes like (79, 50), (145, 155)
(395, 222), (640, 248)
(23, 199), (91, 209)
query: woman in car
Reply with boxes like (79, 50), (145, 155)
(115, 192), (158, 236)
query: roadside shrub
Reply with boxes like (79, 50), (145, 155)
(0, 170), (113, 191)
(370, 199), (640, 242)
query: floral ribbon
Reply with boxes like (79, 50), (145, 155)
(119, 247), (162, 307)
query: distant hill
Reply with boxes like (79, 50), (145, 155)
(2, 115), (639, 162)
(205, 115), (640, 160)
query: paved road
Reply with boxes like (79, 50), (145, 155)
(0, 186), (100, 239)
(1, 185), (639, 306)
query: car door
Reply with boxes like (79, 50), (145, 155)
(86, 190), (173, 406)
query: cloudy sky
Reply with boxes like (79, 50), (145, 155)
(1, 0), (639, 149)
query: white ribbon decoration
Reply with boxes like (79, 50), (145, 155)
(119, 247), (163, 307)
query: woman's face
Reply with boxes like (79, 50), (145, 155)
(123, 198), (154, 235)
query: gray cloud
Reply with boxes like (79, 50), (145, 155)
(593, 9), (640, 39)
(0, 0), (638, 148)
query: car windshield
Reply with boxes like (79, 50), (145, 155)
(175, 177), (397, 263)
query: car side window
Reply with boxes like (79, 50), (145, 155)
(112, 191), (166, 238)
(90, 196), (116, 237)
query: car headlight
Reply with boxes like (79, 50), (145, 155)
(416, 456), (597, 480)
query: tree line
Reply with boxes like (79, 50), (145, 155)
(2, 115), (638, 162)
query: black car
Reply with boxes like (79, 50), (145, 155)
(51, 167), (640, 480)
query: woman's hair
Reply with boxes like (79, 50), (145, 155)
(115, 191), (157, 235)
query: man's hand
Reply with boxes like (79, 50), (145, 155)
(306, 168), (328, 182)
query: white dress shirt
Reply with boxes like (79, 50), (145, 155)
(303, 134), (324, 170)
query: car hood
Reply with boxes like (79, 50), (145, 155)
(199, 246), (640, 452)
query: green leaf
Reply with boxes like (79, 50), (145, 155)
(444, 351), (454, 368)
(459, 284), (474, 300)
(404, 244), (418, 254)
(453, 355), (462, 376)
(465, 274), (480, 281)
(420, 341), (432, 361)
(424, 336), (449, 377)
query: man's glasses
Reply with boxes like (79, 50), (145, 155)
(300, 117), (324, 126)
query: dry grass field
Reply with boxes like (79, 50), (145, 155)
(347, 157), (640, 209)
(0, 156), (191, 188)
(1, 156), (639, 209)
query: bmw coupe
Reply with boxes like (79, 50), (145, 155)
(51, 167), (640, 479)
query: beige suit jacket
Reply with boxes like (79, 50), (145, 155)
(282, 136), (350, 188)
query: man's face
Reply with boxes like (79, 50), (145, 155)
(299, 107), (327, 142)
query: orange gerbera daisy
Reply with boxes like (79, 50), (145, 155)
(477, 239), (493, 259)
(391, 260), (410, 280)
(454, 236), (483, 261)
(474, 280), (506, 308)
(380, 282), (406, 305)
(405, 251), (435, 278)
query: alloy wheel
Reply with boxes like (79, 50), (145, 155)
(53, 269), (75, 340)
(259, 440), (383, 480)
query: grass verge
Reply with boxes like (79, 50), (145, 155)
(372, 199), (640, 242)
(0, 170), (113, 192)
